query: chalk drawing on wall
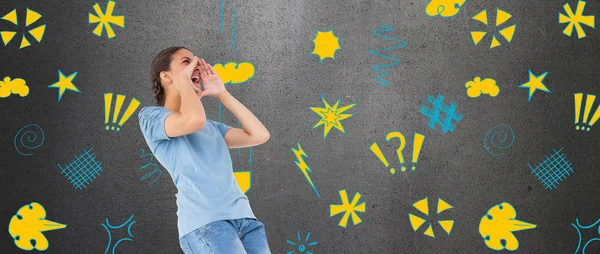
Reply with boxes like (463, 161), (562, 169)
(0, 8), (46, 49)
(470, 9), (516, 48)
(101, 214), (135, 254)
(528, 147), (573, 190)
(466, 77), (499, 98)
(330, 189), (366, 228)
(291, 143), (320, 198)
(572, 217), (600, 254)
(58, 147), (103, 190)
(310, 94), (356, 139)
(234, 170), (252, 193)
(368, 24), (407, 87)
(408, 197), (454, 238)
(425, 0), (466, 17)
(479, 202), (536, 251)
(213, 62), (255, 84)
(48, 70), (80, 102)
(574, 93), (600, 131)
(286, 231), (318, 254)
(370, 131), (425, 174)
(89, 0), (125, 39)
(1, 76), (29, 98)
(311, 29), (341, 62)
(484, 124), (514, 156)
(139, 148), (163, 185)
(518, 70), (550, 102)
(559, 1), (595, 39)
(104, 93), (141, 131)
(420, 94), (463, 133)
(8, 202), (67, 251)
(14, 123), (44, 156)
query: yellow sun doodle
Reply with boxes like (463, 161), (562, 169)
(311, 29), (341, 62)
(0, 8), (46, 49)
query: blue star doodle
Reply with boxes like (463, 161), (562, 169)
(101, 214), (136, 254)
(286, 231), (318, 254)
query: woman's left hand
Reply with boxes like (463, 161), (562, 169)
(197, 59), (227, 98)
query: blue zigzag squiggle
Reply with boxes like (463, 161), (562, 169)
(368, 24), (407, 87)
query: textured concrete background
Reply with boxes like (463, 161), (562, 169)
(1, 0), (600, 253)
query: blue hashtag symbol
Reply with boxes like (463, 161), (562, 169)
(529, 147), (573, 190)
(420, 94), (463, 133)
(58, 147), (103, 190)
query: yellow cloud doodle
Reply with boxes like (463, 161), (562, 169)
(8, 202), (67, 251)
(0, 76), (29, 98)
(479, 202), (536, 251)
(425, 0), (466, 17)
(213, 62), (255, 84)
(466, 77), (499, 98)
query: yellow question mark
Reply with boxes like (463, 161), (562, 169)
(386, 131), (406, 172)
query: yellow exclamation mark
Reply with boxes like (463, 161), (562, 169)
(117, 98), (140, 131)
(574, 93), (583, 130)
(104, 93), (113, 130)
(370, 142), (395, 174)
(112, 94), (126, 131)
(587, 102), (600, 132)
(104, 93), (141, 131)
(581, 94), (596, 131)
(411, 133), (425, 171)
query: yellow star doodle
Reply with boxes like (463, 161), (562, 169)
(519, 70), (550, 101)
(48, 70), (80, 101)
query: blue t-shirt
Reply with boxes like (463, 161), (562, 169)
(138, 106), (255, 239)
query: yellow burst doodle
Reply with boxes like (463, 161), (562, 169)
(330, 189), (366, 228)
(0, 76), (29, 98)
(408, 197), (454, 238)
(311, 29), (341, 62)
(479, 202), (536, 251)
(213, 62), (255, 84)
(470, 9), (516, 48)
(48, 70), (80, 102)
(0, 8), (46, 49)
(9, 202), (67, 251)
(559, 1), (595, 39)
(89, 0), (125, 39)
(466, 77), (499, 98)
(309, 95), (356, 139)
(233, 171), (252, 193)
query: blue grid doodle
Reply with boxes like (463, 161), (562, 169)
(58, 147), (103, 190)
(528, 147), (574, 190)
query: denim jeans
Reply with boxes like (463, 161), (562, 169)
(179, 218), (271, 254)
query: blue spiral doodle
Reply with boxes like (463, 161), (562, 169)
(14, 124), (45, 156)
(368, 24), (407, 87)
(484, 124), (515, 156)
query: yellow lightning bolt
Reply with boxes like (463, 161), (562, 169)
(291, 143), (320, 198)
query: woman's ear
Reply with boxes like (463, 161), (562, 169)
(160, 71), (173, 85)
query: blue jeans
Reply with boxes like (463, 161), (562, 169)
(179, 218), (271, 254)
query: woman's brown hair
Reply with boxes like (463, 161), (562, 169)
(150, 46), (188, 106)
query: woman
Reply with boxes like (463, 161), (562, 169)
(138, 46), (271, 253)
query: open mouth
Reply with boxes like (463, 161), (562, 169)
(191, 75), (200, 84)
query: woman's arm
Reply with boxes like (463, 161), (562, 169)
(218, 90), (270, 149)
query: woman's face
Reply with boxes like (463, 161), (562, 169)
(165, 48), (202, 85)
